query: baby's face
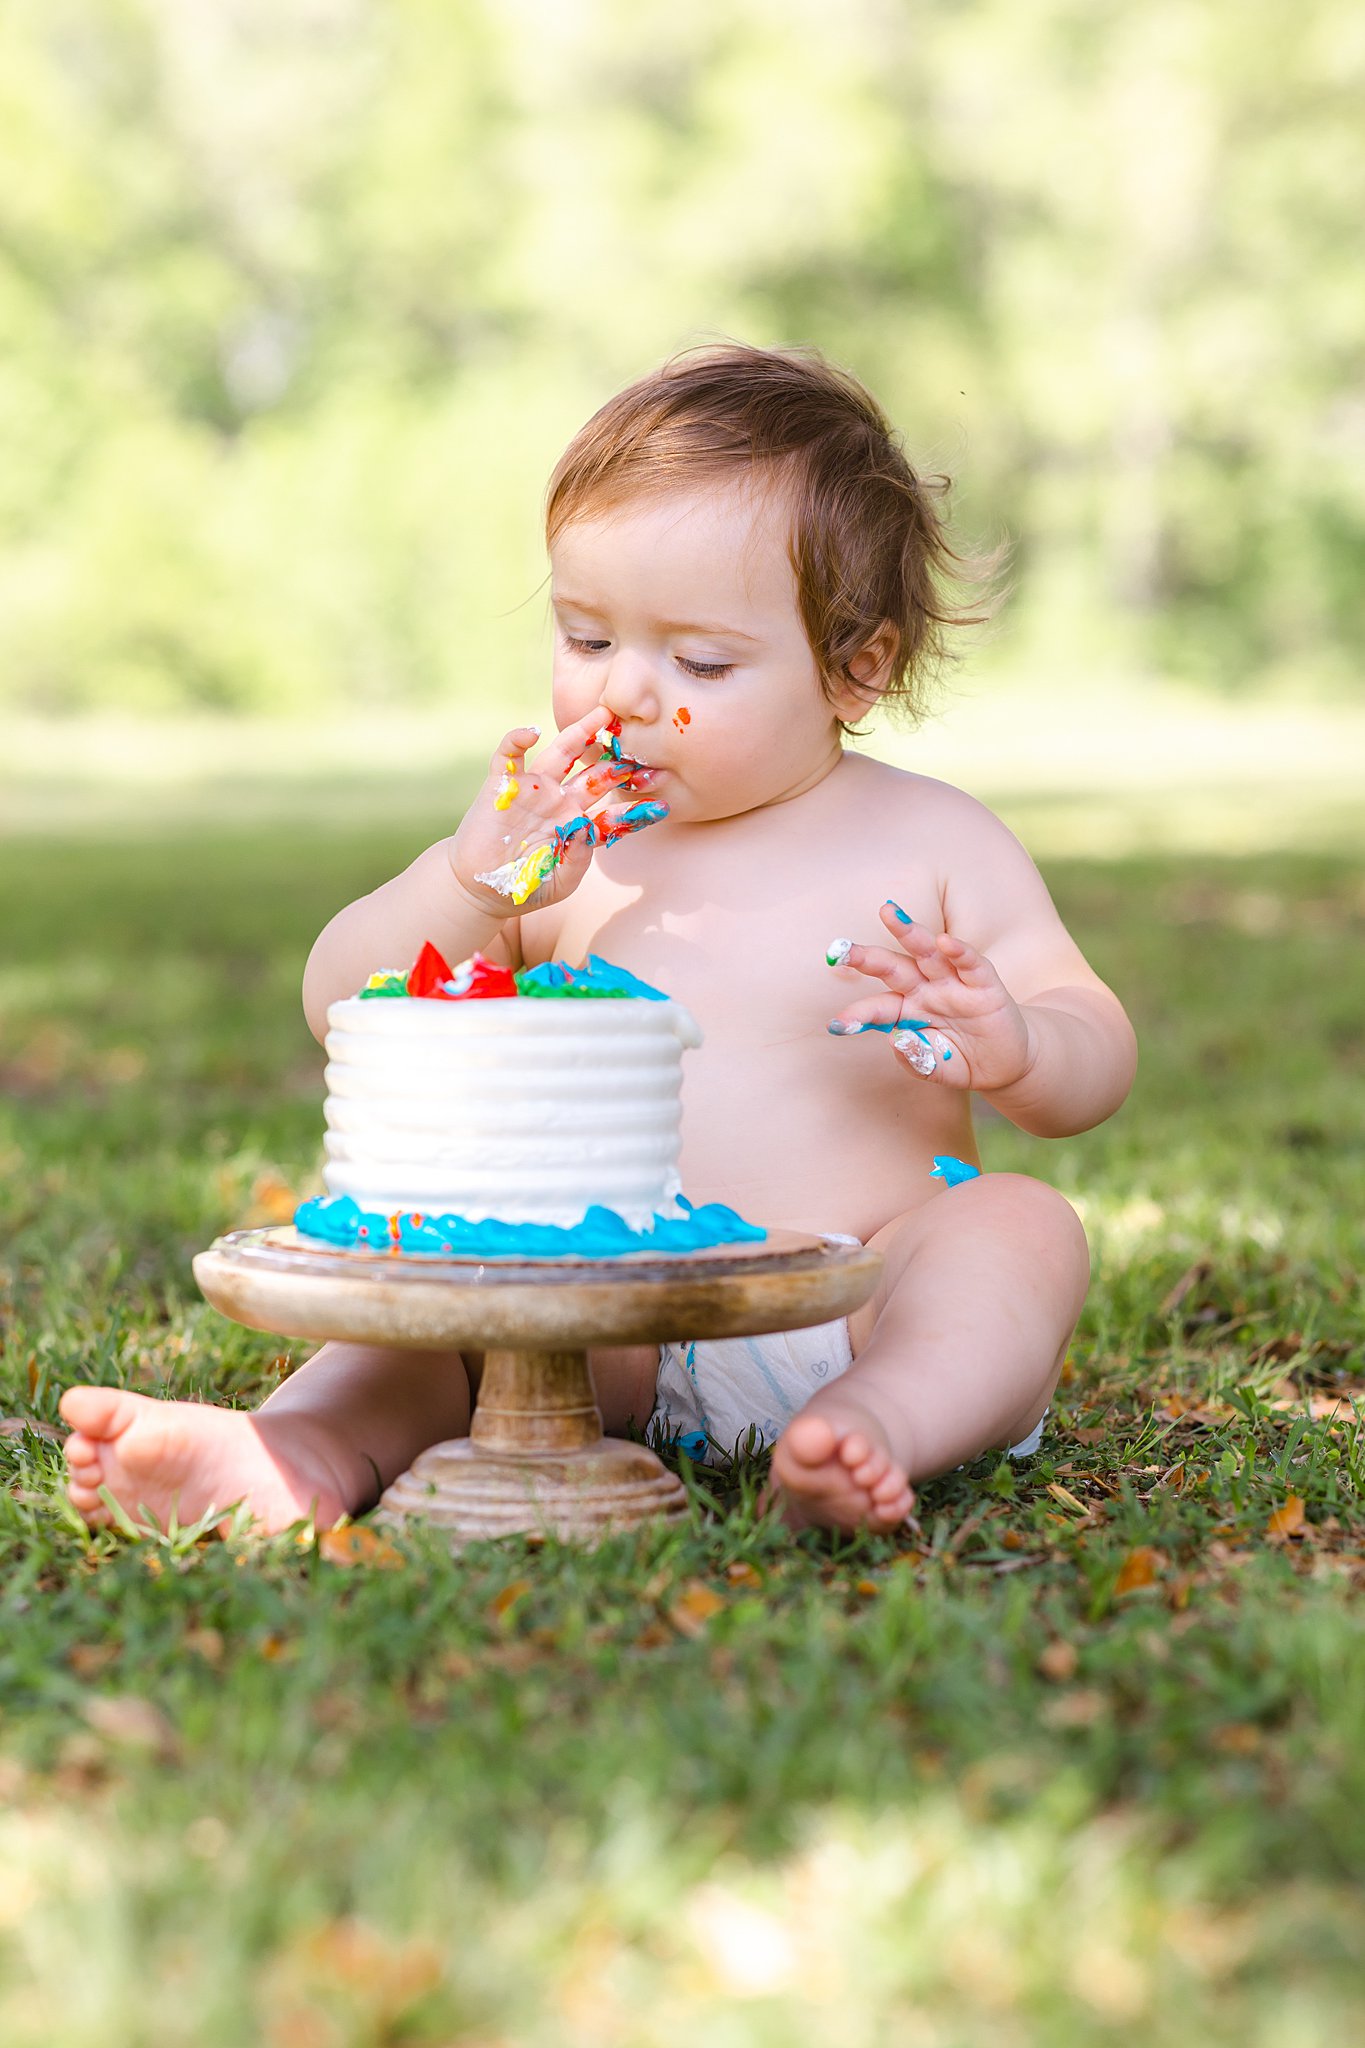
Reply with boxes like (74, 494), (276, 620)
(549, 480), (848, 824)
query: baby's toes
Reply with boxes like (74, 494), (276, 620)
(781, 1413), (840, 1470)
(835, 1431), (874, 1474)
(868, 1462), (908, 1505)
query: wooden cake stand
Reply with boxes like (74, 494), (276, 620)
(192, 1226), (882, 1548)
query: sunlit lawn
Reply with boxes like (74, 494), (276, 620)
(2, 713), (1363, 2045)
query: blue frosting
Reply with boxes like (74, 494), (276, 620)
(931, 1154), (982, 1187)
(295, 1192), (765, 1258)
(515, 954), (669, 1001)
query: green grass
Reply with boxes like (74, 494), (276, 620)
(2, 786), (1364, 2046)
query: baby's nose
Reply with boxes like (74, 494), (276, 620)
(599, 649), (659, 725)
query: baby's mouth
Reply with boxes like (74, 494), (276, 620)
(593, 715), (655, 778)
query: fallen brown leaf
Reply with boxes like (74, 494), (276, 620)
(245, 1172), (301, 1226)
(1041, 1687), (1107, 1731)
(1037, 1639), (1079, 1683)
(668, 1581), (726, 1638)
(488, 1578), (532, 1621)
(724, 1560), (763, 1589)
(1265, 1495), (1306, 1542)
(67, 1643), (119, 1680)
(1114, 1546), (1163, 1595)
(1159, 1259), (1213, 1317)
(318, 1525), (406, 1570)
(1267, 1388), (1363, 1420)
(82, 1694), (178, 1760)
(0, 1415), (63, 1442)
(1210, 1722), (1263, 1756)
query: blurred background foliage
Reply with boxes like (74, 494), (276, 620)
(0, 0), (1362, 721)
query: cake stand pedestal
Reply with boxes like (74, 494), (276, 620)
(192, 1226), (881, 1548)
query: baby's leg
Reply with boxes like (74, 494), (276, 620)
(770, 1174), (1089, 1531)
(61, 1340), (473, 1536)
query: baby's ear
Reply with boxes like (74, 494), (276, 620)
(831, 622), (898, 720)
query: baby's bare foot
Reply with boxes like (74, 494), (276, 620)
(768, 1403), (915, 1533)
(59, 1387), (365, 1536)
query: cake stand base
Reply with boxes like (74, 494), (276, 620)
(193, 1227), (883, 1551)
(378, 1435), (688, 1545)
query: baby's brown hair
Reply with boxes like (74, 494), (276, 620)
(545, 341), (984, 729)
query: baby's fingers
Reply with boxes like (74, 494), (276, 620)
(487, 727), (542, 778)
(531, 705), (615, 785)
(877, 902), (955, 973)
(571, 759), (658, 806)
(824, 937), (926, 993)
(560, 799), (669, 849)
(824, 990), (911, 1036)
(935, 932), (999, 987)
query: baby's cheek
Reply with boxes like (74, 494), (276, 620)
(550, 671), (596, 731)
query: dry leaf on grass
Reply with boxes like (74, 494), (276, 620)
(1041, 1687), (1107, 1731)
(668, 1581), (726, 1637)
(82, 1694), (179, 1760)
(1114, 1546), (1163, 1595)
(244, 1171), (302, 1226)
(724, 1560), (763, 1589)
(318, 1525), (406, 1569)
(1037, 1639), (1079, 1683)
(1268, 1386), (1363, 1419)
(487, 1578), (531, 1621)
(1046, 1481), (1095, 1520)
(0, 1415), (63, 1442)
(1209, 1721), (1263, 1756)
(67, 1642), (119, 1680)
(1265, 1495), (1306, 1542)
(1159, 1259), (1214, 1317)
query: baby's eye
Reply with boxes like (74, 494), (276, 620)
(676, 656), (733, 679)
(563, 634), (610, 655)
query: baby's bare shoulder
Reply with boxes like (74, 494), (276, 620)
(836, 754), (1016, 851)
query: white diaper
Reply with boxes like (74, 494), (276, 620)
(652, 1318), (1048, 1468)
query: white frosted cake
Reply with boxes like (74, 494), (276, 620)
(293, 946), (763, 1258)
(321, 984), (700, 1227)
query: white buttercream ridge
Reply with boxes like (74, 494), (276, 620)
(318, 991), (700, 1229)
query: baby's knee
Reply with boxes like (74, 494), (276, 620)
(978, 1173), (1090, 1298)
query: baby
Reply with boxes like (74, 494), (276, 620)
(61, 343), (1136, 1536)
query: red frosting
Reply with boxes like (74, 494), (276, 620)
(406, 941), (454, 997)
(406, 942), (518, 1001)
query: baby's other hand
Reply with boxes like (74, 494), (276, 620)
(448, 711), (664, 914)
(826, 901), (1036, 1093)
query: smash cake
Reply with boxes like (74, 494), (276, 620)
(294, 942), (765, 1259)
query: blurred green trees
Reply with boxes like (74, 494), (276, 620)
(0, 0), (1361, 716)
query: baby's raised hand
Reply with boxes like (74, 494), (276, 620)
(826, 901), (1034, 1093)
(448, 711), (665, 913)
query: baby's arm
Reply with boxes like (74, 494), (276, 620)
(302, 711), (659, 1040)
(944, 808), (1136, 1135)
(829, 796), (1136, 1137)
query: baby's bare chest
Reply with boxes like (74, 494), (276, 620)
(543, 823), (943, 1049)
